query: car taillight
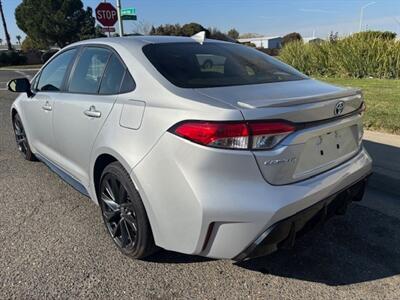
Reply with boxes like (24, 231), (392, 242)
(173, 121), (249, 149)
(249, 121), (295, 150)
(171, 121), (295, 150)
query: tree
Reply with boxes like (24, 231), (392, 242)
(16, 35), (21, 45)
(0, 38), (2, 45)
(94, 25), (106, 39)
(227, 28), (239, 40)
(77, 6), (98, 41)
(133, 21), (152, 35)
(181, 23), (206, 36)
(15, 0), (98, 48)
(149, 22), (236, 42)
(282, 32), (303, 46)
(207, 27), (234, 42)
(21, 36), (50, 51)
(239, 33), (262, 39)
(0, 0), (12, 50)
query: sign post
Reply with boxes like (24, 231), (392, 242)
(116, 0), (124, 37)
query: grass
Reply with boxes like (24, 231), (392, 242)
(317, 77), (400, 134)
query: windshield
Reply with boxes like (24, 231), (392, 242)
(142, 42), (307, 88)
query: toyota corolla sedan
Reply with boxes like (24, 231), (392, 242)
(8, 35), (372, 260)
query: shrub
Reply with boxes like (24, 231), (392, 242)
(0, 51), (27, 66)
(282, 32), (303, 47)
(350, 30), (396, 40)
(279, 33), (400, 79)
(257, 48), (280, 56)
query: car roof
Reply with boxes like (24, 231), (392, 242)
(67, 35), (232, 51)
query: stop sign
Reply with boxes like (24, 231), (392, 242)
(95, 2), (118, 27)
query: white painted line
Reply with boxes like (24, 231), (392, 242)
(0, 68), (40, 71)
(9, 70), (33, 80)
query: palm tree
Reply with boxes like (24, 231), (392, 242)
(0, 0), (12, 50)
(16, 35), (21, 45)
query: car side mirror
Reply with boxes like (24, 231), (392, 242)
(7, 78), (34, 97)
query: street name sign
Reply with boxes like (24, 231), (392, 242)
(121, 7), (137, 20)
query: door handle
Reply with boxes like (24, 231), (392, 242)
(42, 101), (52, 111)
(84, 105), (101, 118)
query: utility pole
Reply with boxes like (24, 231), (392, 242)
(359, 2), (376, 31)
(116, 0), (124, 37)
(0, 0), (12, 50)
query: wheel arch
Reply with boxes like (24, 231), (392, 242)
(91, 148), (132, 199)
(11, 107), (18, 121)
(91, 151), (160, 247)
(91, 149), (162, 246)
(93, 153), (118, 201)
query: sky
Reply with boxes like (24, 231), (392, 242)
(1, 0), (400, 44)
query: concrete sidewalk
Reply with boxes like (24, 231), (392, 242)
(363, 130), (400, 197)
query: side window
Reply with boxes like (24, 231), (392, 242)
(99, 54), (125, 95)
(37, 49), (77, 92)
(120, 71), (136, 93)
(69, 47), (110, 94)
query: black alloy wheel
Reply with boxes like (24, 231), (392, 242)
(13, 114), (36, 161)
(99, 162), (157, 258)
(100, 172), (138, 250)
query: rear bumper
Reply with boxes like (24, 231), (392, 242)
(133, 132), (372, 259)
(234, 174), (370, 261)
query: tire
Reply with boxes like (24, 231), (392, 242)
(12, 114), (37, 161)
(98, 162), (157, 259)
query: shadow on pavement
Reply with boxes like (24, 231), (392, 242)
(236, 203), (400, 286)
(144, 250), (213, 264)
(363, 140), (400, 196)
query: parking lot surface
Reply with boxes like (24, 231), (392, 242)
(0, 70), (399, 299)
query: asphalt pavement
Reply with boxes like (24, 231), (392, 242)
(0, 69), (399, 299)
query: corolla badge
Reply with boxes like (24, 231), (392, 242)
(264, 157), (297, 166)
(334, 101), (345, 116)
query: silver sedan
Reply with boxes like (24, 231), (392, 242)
(8, 35), (372, 260)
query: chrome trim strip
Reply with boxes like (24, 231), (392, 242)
(36, 153), (90, 197)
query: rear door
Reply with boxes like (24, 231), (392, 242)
(51, 46), (128, 186)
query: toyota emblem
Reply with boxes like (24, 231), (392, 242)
(334, 101), (345, 115)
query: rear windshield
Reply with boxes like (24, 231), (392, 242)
(142, 42), (307, 88)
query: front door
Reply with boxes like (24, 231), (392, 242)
(22, 48), (77, 161)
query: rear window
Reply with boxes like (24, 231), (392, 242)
(143, 42), (307, 88)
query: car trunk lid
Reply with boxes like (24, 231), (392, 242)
(195, 79), (364, 185)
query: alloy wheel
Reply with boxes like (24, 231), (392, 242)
(100, 173), (138, 250)
(14, 117), (28, 155)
